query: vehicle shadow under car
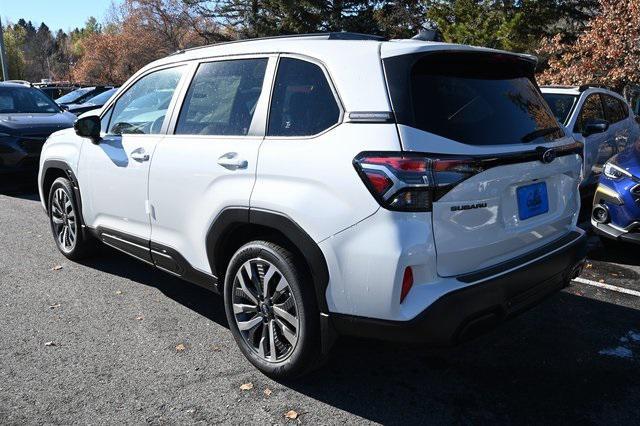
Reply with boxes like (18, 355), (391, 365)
(79, 243), (640, 424)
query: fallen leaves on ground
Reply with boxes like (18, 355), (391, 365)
(175, 343), (186, 352)
(239, 382), (254, 391)
(284, 410), (299, 420)
(135, 314), (144, 321)
(585, 263), (593, 269)
(263, 388), (272, 396)
(44, 341), (56, 347)
(50, 265), (63, 271)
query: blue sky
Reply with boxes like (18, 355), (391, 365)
(0, 0), (120, 32)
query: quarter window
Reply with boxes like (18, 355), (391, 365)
(575, 94), (605, 133)
(175, 58), (268, 136)
(107, 67), (184, 135)
(267, 58), (340, 137)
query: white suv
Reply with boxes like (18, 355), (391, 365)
(39, 33), (587, 378)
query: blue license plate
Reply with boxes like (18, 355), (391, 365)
(517, 182), (549, 220)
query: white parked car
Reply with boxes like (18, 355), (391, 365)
(541, 85), (640, 191)
(39, 33), (587, 378)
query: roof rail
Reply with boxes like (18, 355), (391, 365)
(170, 32), (386, 56)
(579, 83), (612, 92)
(4, 80), (32, 87)
(541, 84), (579, 89)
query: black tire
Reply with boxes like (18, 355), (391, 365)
(223, 240), (323, 379)
(47, 177), (96, 260)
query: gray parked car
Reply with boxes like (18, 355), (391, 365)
(541, 85), (640, 192)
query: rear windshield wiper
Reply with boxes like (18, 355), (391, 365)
(521, 127), (562, 143)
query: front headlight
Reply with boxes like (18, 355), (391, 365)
(603, 161), (632, 180)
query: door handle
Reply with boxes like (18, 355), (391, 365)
(217, 152), (248, 170)
(131, 148), (150, 162)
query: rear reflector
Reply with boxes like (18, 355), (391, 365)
(400, 267), (413, 303)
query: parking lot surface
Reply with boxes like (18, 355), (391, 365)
(1, 189), (640, 425)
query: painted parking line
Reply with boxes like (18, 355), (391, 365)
(573, 277), (640, 298)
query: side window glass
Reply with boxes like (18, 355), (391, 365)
(108, 67), (184, 135)
(175, 58), (268, 136)
(603, 95), (623, 124)
(267, 58), (340, 137)
(575, 94), (605, 133)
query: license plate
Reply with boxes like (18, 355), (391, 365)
(517, 182), (549, 220)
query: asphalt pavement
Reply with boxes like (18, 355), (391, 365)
(1, 188), (640, 425)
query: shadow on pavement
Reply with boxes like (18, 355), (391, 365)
(80, 246), (640, 424)
(587, 237), (640, 268)
(78, 246), (228, 328)
(0, 181), (40, 201)
(292, 292), (640, 424)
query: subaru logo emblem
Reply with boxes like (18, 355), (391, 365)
(541, 149), (556, 164)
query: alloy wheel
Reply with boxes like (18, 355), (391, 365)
(231, 258), (300, 363)
(51, 188), (77, 253)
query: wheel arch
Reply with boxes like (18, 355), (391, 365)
(206, 208), (330, 314)
(40, 160), (86, 226)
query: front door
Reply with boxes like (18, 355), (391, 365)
(78, 66), (186, 241)
(573, 93), (610, 187)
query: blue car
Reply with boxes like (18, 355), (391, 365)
(592, 142), (640, 244)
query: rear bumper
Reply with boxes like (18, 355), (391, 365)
(331, 230), (587, 345)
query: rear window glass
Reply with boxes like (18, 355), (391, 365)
(542, 93), (578, 125)
(384, 53), (564, 145)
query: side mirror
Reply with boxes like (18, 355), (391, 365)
(60, 104), (69, 111)
(583, 118), (609, 137)
(74, 115), (101, 143)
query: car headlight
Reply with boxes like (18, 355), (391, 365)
(603, 161), (632, 180)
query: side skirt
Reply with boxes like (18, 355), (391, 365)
(89, 227), (219, 292)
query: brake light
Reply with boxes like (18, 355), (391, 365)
(353, 152), (484, 212)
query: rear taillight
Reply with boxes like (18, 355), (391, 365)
(353, 152), (485, 212)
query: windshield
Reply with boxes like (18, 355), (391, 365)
(55, 87), (93, 104)
(384, 52), (564, 145)
(542, 93), (578, 125)
(0, 87), (61, 113)
(84, 88), (117, 105)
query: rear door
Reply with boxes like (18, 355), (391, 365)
(383, 50), (582, 277)
(148, 56), (274, 273)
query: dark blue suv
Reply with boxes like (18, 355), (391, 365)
(592, 141), (640, 244)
